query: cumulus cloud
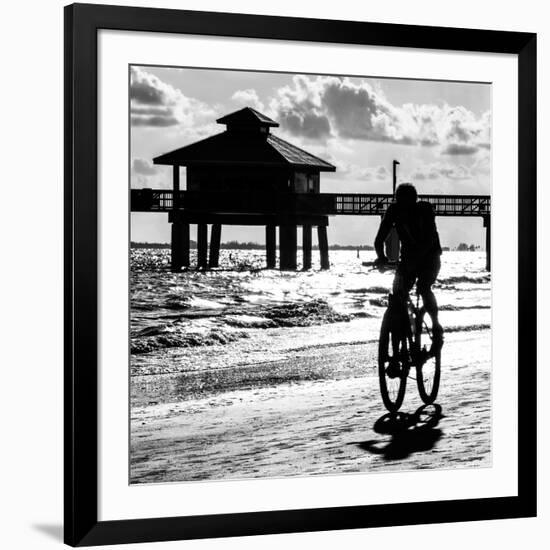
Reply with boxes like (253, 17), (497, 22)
(130, 67), (216, 129)
(269, 75), (490, 155)
(231, 89), (265, 111)
(268, 76), (333, 141)
(440, 108), (491, 155)
(283, 111), (332, 140)
(132, 158), (159, 175)
(323, 79), (414, 144)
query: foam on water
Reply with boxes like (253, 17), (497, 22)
(130, 250), (490, 374)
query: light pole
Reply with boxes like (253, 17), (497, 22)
(392, 160), (400, 196)
(385, 160), (401, 262)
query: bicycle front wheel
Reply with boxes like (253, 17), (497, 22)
(378, 309), (408, 413)
(415, 307), (441, 404)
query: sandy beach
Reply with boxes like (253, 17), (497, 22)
(130, 328), (491, 483)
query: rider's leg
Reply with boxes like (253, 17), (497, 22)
(417, 255), (443, 353)
(418, 286), (444, 355)
(386, 265), (415, 377)
(392, 264), (414, 302)
(419, 285), (441, 327)
(386, 269), (405, 376)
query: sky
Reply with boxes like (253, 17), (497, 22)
(130, 65), (491, 248)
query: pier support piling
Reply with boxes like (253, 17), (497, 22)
(484, 216), (491, 272)
(266, 224), (276, 268)
(197, 223), (208, 269)
(302, 224), (312, 270)
(170, 221), (189, 272)
(172, 165), (180, 208)
(280, 224), (297, 270)
(317, 225), (330, 270)
(209, 223), (221, 268)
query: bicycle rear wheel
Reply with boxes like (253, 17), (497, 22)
(378, 309), (408, 413)
(415, 307), (441, 404)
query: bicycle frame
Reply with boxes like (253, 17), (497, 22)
(388, 289), (429, 370)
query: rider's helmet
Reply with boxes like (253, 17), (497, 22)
(395, 183), (417, 208)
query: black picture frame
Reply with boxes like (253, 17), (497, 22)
(64, 2), (537, 546)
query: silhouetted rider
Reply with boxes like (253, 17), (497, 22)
(374, 183), (444, 354)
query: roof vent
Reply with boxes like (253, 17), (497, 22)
(216, 107), (279, 134)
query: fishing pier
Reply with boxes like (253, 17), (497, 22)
(131, 108), (491, 271)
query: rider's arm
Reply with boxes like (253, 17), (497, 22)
(374, 206), (394, 260)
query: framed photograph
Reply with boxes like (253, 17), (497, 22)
(64, 3), (537, 546)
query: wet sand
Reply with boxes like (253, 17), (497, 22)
(130, 329), (491, 483)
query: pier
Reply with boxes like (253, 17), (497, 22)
(131, 189), (491, 270)
(131, 107), (491, 272)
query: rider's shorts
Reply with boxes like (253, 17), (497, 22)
(392, 254), (441, 297)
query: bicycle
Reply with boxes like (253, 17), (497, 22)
(364, 261), (441, 413)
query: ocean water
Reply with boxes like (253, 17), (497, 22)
(130, 249), (490, 378)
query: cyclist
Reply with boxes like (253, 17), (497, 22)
(374, 183), (444, 357)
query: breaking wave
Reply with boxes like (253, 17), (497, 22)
(445, 323), (491, 333)
(437, 274), (490, 285)
(130, 249), (492, 360)
(131, 329), (249, 354)
(131, 299), (352, 354)
(345, 286), (388, 295)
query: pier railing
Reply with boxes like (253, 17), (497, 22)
(131, 189), (490, 217)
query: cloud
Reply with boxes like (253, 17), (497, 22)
(130, 67), (216, 129)
(441, 165), (471, 180)
(406, 158), (492, 192)
(440, 108), (491, 155)
(131, 157), (165, 189)
(472, 151), (491, 175)
(132, 158), (159, 175)
(333, 157), (489, 195)
(411, 168), (439, 181)
(331, 161), (391, 183)
(442, 143), (479, 155)
(231, 89), (265, 111)
(268, 76), (333, 141)
(269, 75), (490, 155)
(376, 166), (390, 180)
(282, 111), (332, 140)
(132, 115), (180, 127)
(412, 162), (473, 182)
(322, 79), (414, 144)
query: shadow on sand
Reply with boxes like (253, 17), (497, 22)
(352, 404), (444, 460)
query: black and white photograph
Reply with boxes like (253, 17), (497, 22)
(1, 0), (544, 547)
(129, 65), (492, 484)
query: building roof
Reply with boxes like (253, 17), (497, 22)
(153, 108), (336, 172)
(266, 134), (335, 170)
(216, 107), (279, 128)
